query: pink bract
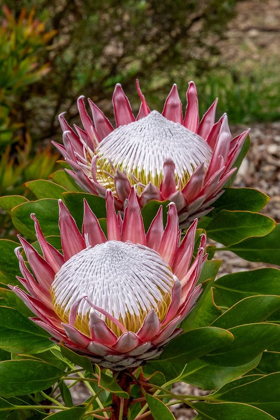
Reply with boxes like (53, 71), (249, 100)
(11, 189), (206, 370)
(54, 81), (249, 227)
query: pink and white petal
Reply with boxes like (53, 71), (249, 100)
(198, 98), (218, 140)
(128, 342), (152, 356)
(169, 191), (187, 212)
(152, 317), (181, 346)
(182, 163), (205, 202)
(114, 170), (131, 202)
(172, 219), (198, 278)
(89, 311), (118, 346)
(160, 159), (176, 200)
(52, 141), (68, 160)
(31, 214), (64, 273)
(159, 203), (179, 265)
(87, 341), (112, 356)
(146, 206), (164, 252)
(162, 84), (183, 124)
(180, 285), (203, 319)
(82, 199), (106, 247)
(58, 199), (86, 260)
(113, 332), (140, 353)
(18, 236), (55, 292)
(58, 112), (83, 154)
(63, 132), (78, 163)
(62, 323), (91, 348)
(113, 84), (135, 127)
(122, 189), (146, 245)
(31, 318), (68, 342)
(88, 98), (114, 140)
(139, 182), (161, 208)
(77, 96), (96, 147)
(137, 310), (160, 342)
(136, 80), (150, 120)
(106, 190), (121, 241)
(184, 81), (199, 132)
(162, 277), (182, 326)
(207, 113), (226, 149)
(65, 169), (97, 194)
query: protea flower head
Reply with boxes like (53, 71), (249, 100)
(54, 81), (249, 226)
(11, 190), (206, 371)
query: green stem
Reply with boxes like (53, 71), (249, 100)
(0, 405), (68, 412)
(41, 390), (64, 408)
(77, 371), (108, 418)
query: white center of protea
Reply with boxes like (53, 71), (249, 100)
(51, 241), (174, 336)
(96, 110), (212, 186)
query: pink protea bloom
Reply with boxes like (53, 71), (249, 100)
(54, 81), (249, 226)
(11, 190), (206, 370)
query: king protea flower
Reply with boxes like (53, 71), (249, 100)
(11, 190), (205, 370)
(54, 81), (249, 226)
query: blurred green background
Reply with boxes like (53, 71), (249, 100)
(0, 0), (279, 233)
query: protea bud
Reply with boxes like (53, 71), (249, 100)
(53, 81), (249, 226)
(11, 190), (206, 370)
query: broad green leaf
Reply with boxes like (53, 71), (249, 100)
(63, 193), (106, 229)
(146, 394), (175, 419)
(211, 374), (263, 395)
(212, 296), (280, 329)
(141, 200), (170, 232)
(147, 327), (233, 380)
(198, 260), (222, 284)
(50, 170), (82, 192)
(0, 288), (32, 317)
(214, 268), (280, 308)
(224, 224), (280, 264)
(202, 323), (280, 366)
(206, 211), (275, 246)
(180, 356), (261, 390)
(182, 280), (222, 331)
(0, 350), (10, 362)
(59, 381), (73, 407)
(0, 397), (15, 420)
(60, 345), (93, 372)
(43, 407), (86, 419)
(212, 188), (269, 214)
(257, 351), (280, 374)
(13, 350), (67, 372)
(228, 135), (250, 187)
(25, 180), (67, 199)
(96, 366), (129, 398)
(11, 199), (59, 240)
(0, 195), (28, 213)
(0, 360), (63, 397)
(0, 307), (52, 354)
(193, 401), (275, 420)
(212, 372), (280, 417)
(0, 240), (20, 285)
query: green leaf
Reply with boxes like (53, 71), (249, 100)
(11, 199), (60, 240)
(0, 195), (29, 213)
(198, 260), (222, 284)
(63, 193), (106, 229)
(25, 180), (67, 199)
(212, 188), (269, 213)
(50, 170), (82, 192)
(59, 381), (73, 407)
(141, 200), (170, 232)
(224, 224), (280, 264)
(146, 394), (175, 419)
(0, 307), (53, 354)
(44, 407), (86, 419)
(147, 327), (233, 380)
(212, 296), (280, 329)
(96, 366), (129, 399)
(0, 360), (63, 397)
(212, 372), (280, 417)
(206, 211), (275, 246)
(60, 345), (93, 372)
(193, 402), (276, 420)
(0, 240), (21, 285)
(214, 268), (280, 308)
(256, 351), (280, 374)
(180, 356), (261, 390)
(202, 323), (280, 367)
(228, 135), (250, 187)
(182, 280), (222, 331)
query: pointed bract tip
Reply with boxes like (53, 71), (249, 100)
(77, 95), (85, 101)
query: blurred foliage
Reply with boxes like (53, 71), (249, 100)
(3, 0), (240, 142)
(0, 5), (55, 146)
